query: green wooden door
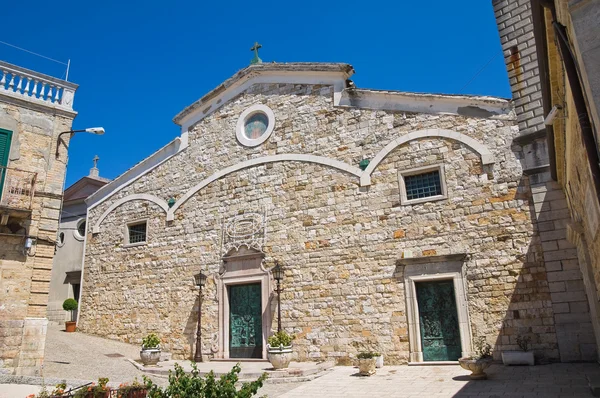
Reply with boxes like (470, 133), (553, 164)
(416, 280), (462, 361)
(229, 283), (262, 358)
(0, 129), (13, 200)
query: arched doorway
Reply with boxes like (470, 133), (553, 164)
(216, 247), (272, 359)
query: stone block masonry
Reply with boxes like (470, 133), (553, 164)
(0, 64), (77, 376)
(79, 77), (581, 364)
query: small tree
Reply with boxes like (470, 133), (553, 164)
(62, 298), (78, 322)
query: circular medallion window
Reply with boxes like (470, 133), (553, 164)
(74, 219), (86, 240)
(236, 104), (275, 147)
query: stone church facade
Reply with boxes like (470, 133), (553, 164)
(79, 62), (595, 364)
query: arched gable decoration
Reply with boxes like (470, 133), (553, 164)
(359, 128), (495, 185)
(166, 154), (364, 220)
(92, 194), (169, 233)
(92, 130), (495, 230)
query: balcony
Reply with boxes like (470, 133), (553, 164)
(0, 60), (77, 113)
(0, 165), (37, 224)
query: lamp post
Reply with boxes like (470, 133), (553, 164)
(193, 271), (207, 363)
(272, 261), (284, 333)
(55, 127), (105, 158)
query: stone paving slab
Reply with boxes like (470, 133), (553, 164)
(5, 324), (597, 398)
(277, 363), (600, 398)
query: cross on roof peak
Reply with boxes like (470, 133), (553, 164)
(250, 42), (262, 65)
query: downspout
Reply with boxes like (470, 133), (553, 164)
(530, 0), (557, 181)
(545, 4), (600, 200)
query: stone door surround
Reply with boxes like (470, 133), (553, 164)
(216, 247), (272, 360)
(400, 253), (473, 363)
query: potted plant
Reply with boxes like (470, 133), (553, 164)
(73, 377), (111, 398)
(140, 333), (161, 366)
(356, 351), (378, 376)
(62, 298), (78, 332)
(267, 330), (294, 369)
(502, 335), (534, 365)
(116, 378), (147, 398)
(458, 337), (493, 380)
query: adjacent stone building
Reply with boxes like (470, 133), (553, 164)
(0, 60), (78, 375)
(79, 58), (596, 365)
(47, 157), (109, 323)
(493, 0), (600, 361)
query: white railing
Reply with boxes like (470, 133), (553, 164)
(0, 61), (77, 110)
(0, 165), (37, 210)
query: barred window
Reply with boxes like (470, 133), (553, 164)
(399, 165), (447, 205)
(128, 222), (147, 244)
(404, 170), (442, 200)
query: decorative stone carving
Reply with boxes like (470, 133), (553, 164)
(221, 206), (268, 256)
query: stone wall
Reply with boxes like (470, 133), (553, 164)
(547, 0), (600, 359)
(493, 0), (596, 361)
(81, 81), (566, 363)
(0, 100), (75, 375)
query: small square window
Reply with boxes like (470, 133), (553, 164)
(404, 170), (442, 200)
(127, 222), (147, 244)
(399, 165), (447, 205)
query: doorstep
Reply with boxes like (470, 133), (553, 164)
(408, 361), (458, 366)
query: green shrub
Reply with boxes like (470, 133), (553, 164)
(142, 333), (160, 349)
(143, 362), (267, 398)
(62, 298), (78, 311)
(267, 331), (294, 347)
(356, 352), (379, 359)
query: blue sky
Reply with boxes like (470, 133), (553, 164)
(1, 0), (510, 187)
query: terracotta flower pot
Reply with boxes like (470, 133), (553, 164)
(458, 357), (493, 380)
(65, 321), (76, 333)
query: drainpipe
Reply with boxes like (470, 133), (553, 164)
(540, 1), (600, 200)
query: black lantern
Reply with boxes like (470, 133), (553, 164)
(194, 272), (207, 288)
(273, 261), (284, 332)
(193, 271), (207, 362)
(273, 261), (283, 282)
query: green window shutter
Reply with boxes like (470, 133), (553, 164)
(0, 129), (12, 167)
(0, 129), (13, 199)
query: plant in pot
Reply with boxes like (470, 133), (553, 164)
(62, 298), (78, 332)
(356, 351), (379, 376)
(116, 378), (147, 398)
(502, 335), (534, 366)
(73, 377), (110, 398)
(267, 330), (294, 369)
(458, 337), (493, 380)
(140, 333), (161, 366)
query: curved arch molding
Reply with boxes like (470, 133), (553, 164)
(92, 194), (169, 233)
(166, 154), (364, 220)
(360, 128), (495, 185)
(93, 130), (494, 230)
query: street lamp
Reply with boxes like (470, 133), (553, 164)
(193, 271), (207, 363)
(273, 261), (284, 333)
(55, 127), (105, 158)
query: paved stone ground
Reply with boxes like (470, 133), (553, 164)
(3, 324), (596, 398)
(278, 363), (600, 398)
(40, 323), (301, 397)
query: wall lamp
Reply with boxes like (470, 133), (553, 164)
(55, 127), (105, 158)
(544, 105), (562, 126)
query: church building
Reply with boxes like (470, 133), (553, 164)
(78, 56), (595, 364)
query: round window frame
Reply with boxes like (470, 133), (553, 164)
(235, 104), (275, 147)
(74, 219), (86, 241)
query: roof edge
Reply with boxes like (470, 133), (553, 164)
(173, 63), (354, 126)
